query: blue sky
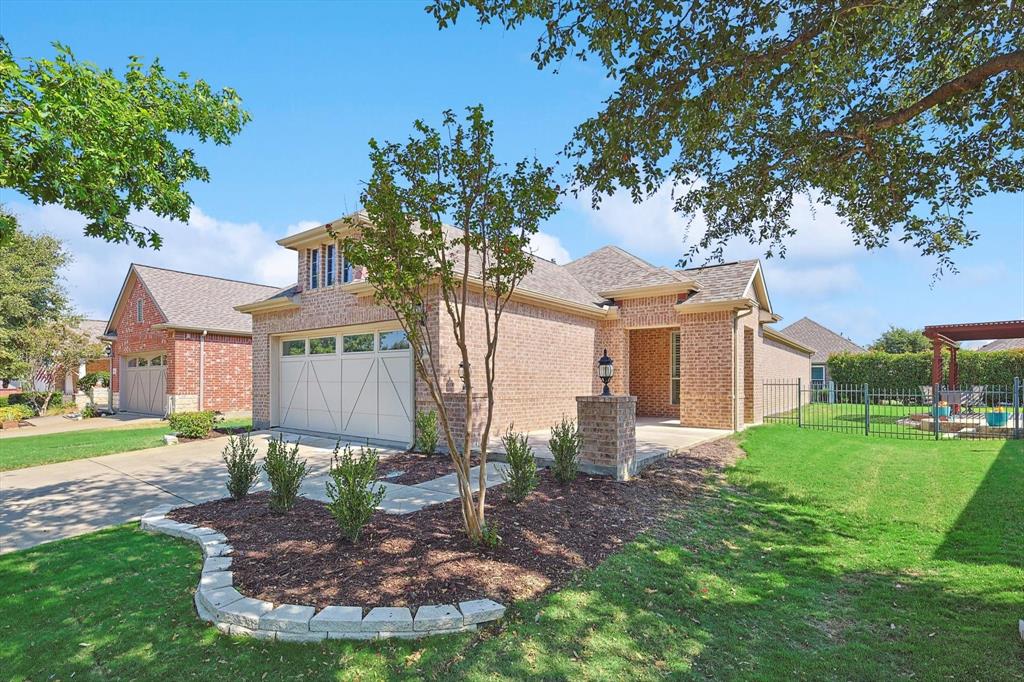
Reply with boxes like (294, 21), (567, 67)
(3, 0), (1022, 346)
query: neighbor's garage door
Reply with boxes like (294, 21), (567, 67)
(121, 354), (166, 415)
(278, 329), (413, 444)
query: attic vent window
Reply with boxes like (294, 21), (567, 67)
(135, 299), (143, 323)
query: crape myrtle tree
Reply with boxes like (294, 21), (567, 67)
(22, 318), (103, 414)
(340, 106), (559, 542)
(0, 213), (73, 384)
(0, 39), (250, 247)
(429, 1), (1024, 274)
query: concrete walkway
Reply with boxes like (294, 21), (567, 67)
(0, 413), (164, 439)
(0, 432), (390, 554)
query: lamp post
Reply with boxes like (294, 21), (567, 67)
(597, 349), (614, 396)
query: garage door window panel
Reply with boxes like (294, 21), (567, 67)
(379, 330), (410, 351)
(310, 336), (336, 354)
(283, 340), (306, 356)
(343, 334), (374, 353)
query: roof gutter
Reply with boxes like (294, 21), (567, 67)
(149, 323), (253, 337)
(763, 327), (815, 355)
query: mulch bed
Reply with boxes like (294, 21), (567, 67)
(169, 437), (742, 609)
(376, 451), (479, 486)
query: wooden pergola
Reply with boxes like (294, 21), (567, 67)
(923, 320), (1024, 387)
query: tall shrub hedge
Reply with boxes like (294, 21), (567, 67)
(828, 350), (1024, 390)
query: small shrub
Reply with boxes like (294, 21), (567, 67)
(81, 404), (98, 419)
(168, 410), (215, 438)
(414, 409), (440, 455)
(0, 396), (9, 407)
(500, 426), (538, 504)
(548, 416), (582, 484)
(263, 435), (309, 513)
(222, 431), (260, 500)
(0, 404), (33, 422)
(325, 443), (385, 542)
(77, 371), (110, 394)
(11, 391), (60, 411)
(478, 522), (502, 549)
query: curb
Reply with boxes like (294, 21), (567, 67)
(140, 505), (506, 641)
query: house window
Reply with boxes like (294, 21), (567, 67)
(137, 357), (149, 367)
(150, 355), (162, 367)
(343, 333), (374, 353)
(309, 336), (336, 354)
(379, 330), (410, 351)
(341, 255), (354, 284)
(670, 331), (681, 405)
(282, 339), (306, 356)
(309, 248), (320, 289)
(127, 358), (137, 368)
(326, 245), (336, 286)
(136, 299), (143, 323)
(811, 364), (826, 389)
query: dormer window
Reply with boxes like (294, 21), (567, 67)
(309, 248), (320, 289)
(326, 245), (336, 286)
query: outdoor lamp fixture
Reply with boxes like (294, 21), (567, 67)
(458, 360), (469, 391)
(597, 349), (614, 396)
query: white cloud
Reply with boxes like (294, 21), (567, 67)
(9, 202), (314, 319)
(529, 231), (571, 264)
(765, 263), (863, 298)
(571, 183), (859, 264)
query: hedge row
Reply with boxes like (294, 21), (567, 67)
(828, 350), (1024, 390)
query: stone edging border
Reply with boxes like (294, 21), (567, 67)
(140, 505), (506, 641)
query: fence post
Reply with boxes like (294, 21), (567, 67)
(797, 378), (803, 428)
(932, 382), (940, 440)
(863, 383), (870, 436)
(1014, 376), (1021, 440)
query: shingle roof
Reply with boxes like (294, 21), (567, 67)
(780, 317), (865, 363)
(125, 265), (279, 335)
(979, 338), (1024, 351)
(78, 319), (107, 344)
(677, 260), (761, 306)
(564, 246), (682, 294)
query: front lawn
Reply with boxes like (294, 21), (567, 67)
(2, 426), (1020, 680)
(0, 417), (253, 471)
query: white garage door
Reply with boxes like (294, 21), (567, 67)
(122, 354), (166, 415)
(278, 329), (414, 444)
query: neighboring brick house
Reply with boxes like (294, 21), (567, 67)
(238, 212), (812, 447)
(103, 265), (279, 416)
(779, 317), (865, 387)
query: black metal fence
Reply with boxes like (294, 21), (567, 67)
(764, 378), (1023, 440)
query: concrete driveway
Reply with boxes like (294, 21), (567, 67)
(0, 413), (164, 440)
(0, 432), (400, 554)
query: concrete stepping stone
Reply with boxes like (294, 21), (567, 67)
(310, 605), (362, 632)
(361, 607), (413, 632)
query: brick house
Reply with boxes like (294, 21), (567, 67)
(238, 213), (812, 446)
(102, 265), (279, 416)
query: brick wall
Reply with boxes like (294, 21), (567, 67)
(628, 327), (677, 418)
(171, 331), (254, 413)
(436, 290), (598, 441)
(678, 310), (735, 429)
(760, 334), (812, 417)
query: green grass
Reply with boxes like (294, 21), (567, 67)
(0, 418), (253, 471)
(2, 426), (1021, 680)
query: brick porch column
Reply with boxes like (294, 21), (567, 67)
(576, 395), (637, 481)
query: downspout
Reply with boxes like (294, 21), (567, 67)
(733, 307), (754, 431)
(199, 330), (207, 411)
